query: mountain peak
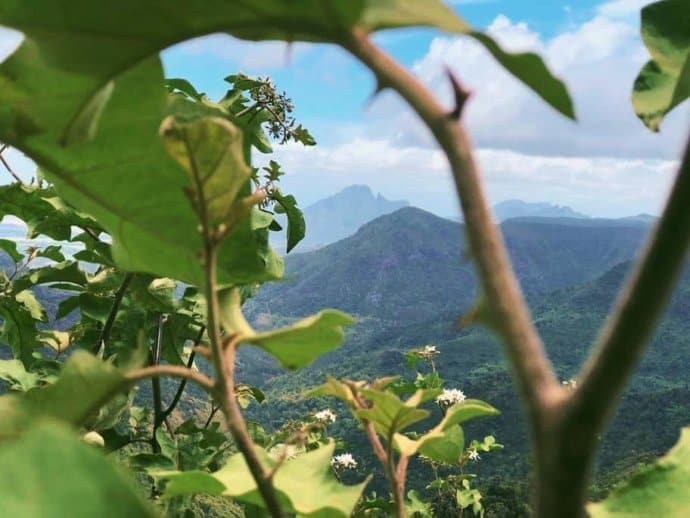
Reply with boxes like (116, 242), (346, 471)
(294, 185), (409, 250)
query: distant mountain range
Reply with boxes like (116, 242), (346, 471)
(492, 199), (589, 221)
(248, 207), (650, 325)
(272, 185), (408, 252)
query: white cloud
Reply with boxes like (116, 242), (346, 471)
(266, 139), (677, 218)
(367, 7), (688, 159)
(597, 0), (652, 18)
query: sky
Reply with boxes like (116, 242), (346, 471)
(1, 0), (689, 219)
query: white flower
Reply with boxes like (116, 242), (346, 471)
(331, 453), (358, 470)
(436, 388), (467, 405)
(468, 449), (480, 462)
(313, 409), (337, 423)
(422, 345), (439, 356)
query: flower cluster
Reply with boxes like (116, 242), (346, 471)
(436, 388), (467, 405)
(331, 453), (358, 470)
(313, 409), (337, 423)
(468, 449), (481, 462)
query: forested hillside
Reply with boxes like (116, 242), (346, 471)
(238, 210), (688, 503)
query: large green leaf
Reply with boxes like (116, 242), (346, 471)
(0, 351), (128, 439)
(632, 0), (690, 131)
(588, 427), (690, 517)
(0, 1), (572, 143)
(160, 116), (252, 227)
(0, 422), (157, 517)
(244, 310), (354, 370)
(155, 441), (367, 518)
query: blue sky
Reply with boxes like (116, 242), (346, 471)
(1, 0), (689, 218)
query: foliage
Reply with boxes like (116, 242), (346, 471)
(632, 0), (690, 131)
(0, 0), (687, 516)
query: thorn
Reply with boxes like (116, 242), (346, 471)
(446, 67), (471, 120)
(364, 77), (389, 109)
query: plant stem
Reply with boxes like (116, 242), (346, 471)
(160, 325), (205, 422)
(204, 248), (284, 517)
(342, 29), (562, 423)
(126, 364), (214, 393)
(93, 272), (134, 354)
(532, 132), (690, 518)
(150, 314), (167, 454)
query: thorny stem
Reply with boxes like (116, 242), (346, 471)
(341, 24), (562, 435)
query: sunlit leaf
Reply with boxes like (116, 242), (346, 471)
(155, 441), (367, 517)
(588, 427), (690, 517)
(395, 400), (499, 462)
(632, 0), (690, 131)
(243, 310), (354, 370)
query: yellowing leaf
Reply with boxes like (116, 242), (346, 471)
(155, 441), (367, 518)
(588, 427), (690, 517)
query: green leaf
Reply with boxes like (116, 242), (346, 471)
(0, 291), (43, 365)
(36, 245), (66, 262)
(273, 191), (306, 253)
(155, 441), (367, 518)
(0, 351), (129, 440)
(468, 31), (575, 119)
(60, 81), (115, 145)
(13, 261), (87, 292)
(160, 116), (251, 227)
(355, 389), (434, 437)
(0, 238), (23, 263)
(0, 359), (40, 391)
(394, 400), (499, 462)
(632, 0), (690, 131)
(588, 427), (690, 517)
(0, 422), (157, 517)
(243, 310), (354, 370)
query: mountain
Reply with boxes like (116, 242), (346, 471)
(492, 199), (589, 221)
(247, 207), (649, 327)
(278, 185), (408, 251)
(242, 209), (688, 502)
